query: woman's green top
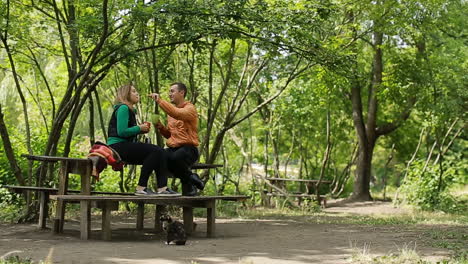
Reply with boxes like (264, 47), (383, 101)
(107, 104), (141, 145)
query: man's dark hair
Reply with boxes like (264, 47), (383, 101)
(171, 82), (187, 98)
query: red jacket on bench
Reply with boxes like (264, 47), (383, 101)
(87, 142), (124, 180)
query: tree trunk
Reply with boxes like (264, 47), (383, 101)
(349, 28), (383, 201)
(352, 141), (375, 201)
(0, 105), (26, 185)
(272, 128), (281, 178)
(93, 90), (108, 142)
(382, 144), (395, 200)
(1, 27), (34, 183)
(88, 95), (95, 146)
(316, 110), (332, 201)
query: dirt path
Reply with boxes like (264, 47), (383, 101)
(0, 202), (461, 264)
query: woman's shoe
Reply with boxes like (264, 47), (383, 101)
(135, 187), (158, 196)
(189, 173), (205, 190)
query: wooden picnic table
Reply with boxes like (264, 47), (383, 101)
(49, 194), (249, 240)
(265, 177), (332, 207)
(1, 185), (132, 229)
(22, 154), (95, 233)
(20, 154), (246, 240)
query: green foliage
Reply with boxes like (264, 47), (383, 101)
(0, 188), (23, 222)
(401, 159), (467, 214)
(0, 256), (34, 264)
(0, 0), (466, 212)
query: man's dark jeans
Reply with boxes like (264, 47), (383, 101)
(165, 145), (199, 184)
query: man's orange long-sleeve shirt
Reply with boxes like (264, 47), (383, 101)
(156, 98), (199, 148)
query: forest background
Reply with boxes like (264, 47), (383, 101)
(0, 0), (466, 221)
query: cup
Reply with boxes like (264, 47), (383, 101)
(151, 114), (160, 124)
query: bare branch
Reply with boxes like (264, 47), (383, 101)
(0, 104), (26, 185)
(225, 59), (311, 131)
(376, 96), (416, 137)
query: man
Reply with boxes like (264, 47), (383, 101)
(149, 82), (204, 196)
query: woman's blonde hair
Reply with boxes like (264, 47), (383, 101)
(114, 84), (134, 108)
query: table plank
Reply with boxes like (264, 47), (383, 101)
(22, 154), (223, 170)
(21, 154), (89, 163)
(266, 193), (326, 198)
(191, 163), (223, 169)
(1, 185), (134, 195)
(50, 195), (249, 202)
(265, 177), (332, 184)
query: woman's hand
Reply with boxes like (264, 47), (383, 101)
(139, 122), (150, 133)
(148, 93), (160, 101)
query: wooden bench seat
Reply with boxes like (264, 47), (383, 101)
(2, 185), (133, 195)
(1, 185), (132, 229)
(49, 194), (249, 240)
(264, 177), (331, 208)
(266, 192), (327, 207)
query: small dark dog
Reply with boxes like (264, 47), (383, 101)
(160, 215), (186, 245)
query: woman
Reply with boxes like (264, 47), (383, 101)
(107, 84), (179, 196)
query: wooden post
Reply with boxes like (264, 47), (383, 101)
(80, 162), (92, 239)
(154, 204), (165, 232)
(206, 199), (216, 238)
(322, 197), (327, 208)
(80, 163), (92, 194)
(183, 206), (194, 235)
(80, 200), (90, 240)
(305, 182), (311, 194)
(136, 202), (144, 230)
(266, 181), (272, 207)
(38, 191), (49, 229)
(101, 202), (112, 241)
(297, 196), (303, 206)
(54, 161), (69, 233)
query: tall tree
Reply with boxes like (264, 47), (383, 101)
(342, 0), (443, 200)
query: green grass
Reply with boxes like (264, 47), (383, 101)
(349, 243), (430, 264)
(0, 257), (51, 264)
(424, 229), (468, 261)
(220, 204), (468, 225)
(349, 243), (468, 264)
(0, 256), (33, 264)
(225, 205), (468, 264)
(312, 211), (468, 226)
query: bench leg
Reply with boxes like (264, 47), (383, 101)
(298, 197), (303, 206)
(79, 163), (92, 240)
(206, 200), (215, 238)
(102, 202), (112, 241)
(53, 201), (66, 233)
(183, 207), (194, 235)
(154, 205), (165, 232)
(38, 192), (49, 229)
(322, 198), (327, 208)
(54, 160), (69, 233)
(136, 202), (144, 230)
(80, 201), (91, 240)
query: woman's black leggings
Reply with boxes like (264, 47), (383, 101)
(110, 142), (168, 188)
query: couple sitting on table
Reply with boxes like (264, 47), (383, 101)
(107, 82), (204, 196)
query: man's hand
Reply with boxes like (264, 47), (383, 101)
(155, 121), (164, 129)
(148, 93), (160, 101)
